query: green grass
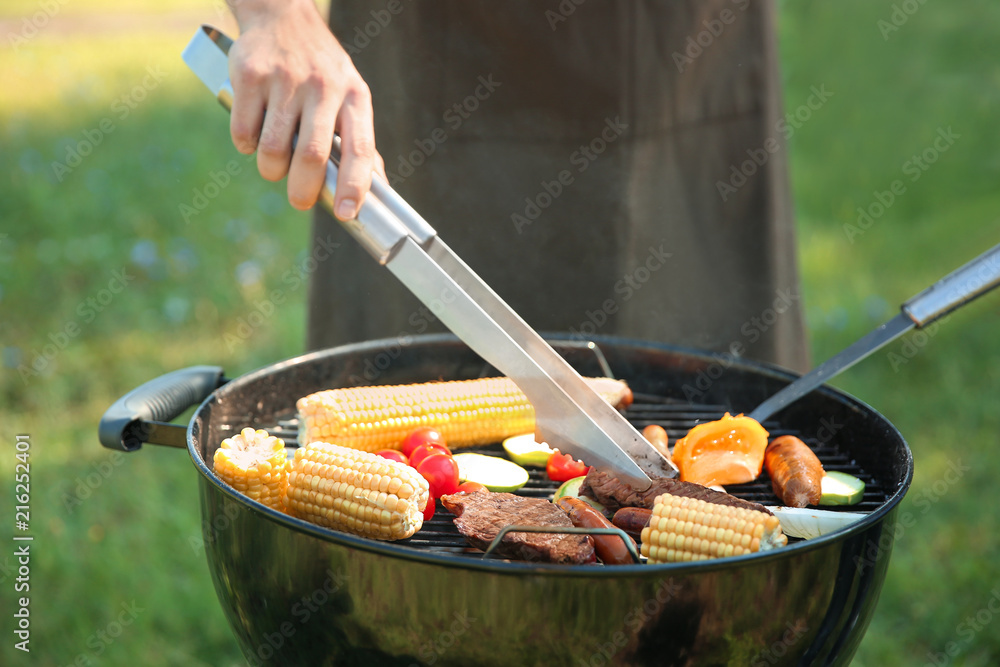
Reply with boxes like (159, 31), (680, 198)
(2, 1), (999, 665)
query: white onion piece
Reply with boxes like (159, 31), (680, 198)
(769, 507), (867, 540)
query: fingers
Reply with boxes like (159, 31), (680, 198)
(373, 151), (387, 181)
(224, 3), (379, 216)
(257, 95), (299, 184)
(331, 84), (377, 220)
(228, 49), (265, 156)
(228, 45), (297, 181)
(286, 87), (337, 211)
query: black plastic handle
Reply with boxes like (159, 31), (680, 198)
(98, 365), (225, 452)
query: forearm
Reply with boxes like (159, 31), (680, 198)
(226, 0), (319, 30)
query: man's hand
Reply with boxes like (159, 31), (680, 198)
(226, 0), (381, 219)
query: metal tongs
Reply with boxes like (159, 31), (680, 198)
(182, 26), (674, 489)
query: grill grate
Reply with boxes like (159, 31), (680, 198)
(267, 392), (886, 559)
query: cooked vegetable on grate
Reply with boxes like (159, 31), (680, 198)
(213, 427), (290, 512)
(452, 453), (529, 492)
(641, 492), (787, 563)
(546, 449), (590, 482)
(769, 506), (867, 539)
(416, 453), (461, 498)
(284, 441), (430, 540)
(551, 475), (605, 513)
(502, 434), (554, 467)
(296, 376), (632, 452)
(819, 471), (866, 506)
(400, 427), (447, 457)
(672, 413), (769, 487)
(375, 449), (409, 465)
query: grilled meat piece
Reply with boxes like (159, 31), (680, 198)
(440, 491), (595, 564)
(579, 469), (773, 516)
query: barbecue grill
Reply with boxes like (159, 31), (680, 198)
(100, 334), (912, 666)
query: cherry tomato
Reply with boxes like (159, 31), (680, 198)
(401, 427), (447, 457)
(375, 449), (409, 465)
(546, 450), (590, 482)
(456, 481), (488, 494)
(423, 495), (436, 521)
(409, 443), (452, 470)
(416, 453), (461, 497)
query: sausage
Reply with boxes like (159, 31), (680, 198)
(764, 435), (824, 507)
(586, 377), (634, 409)
(556, 497), (635, 565)
(611, 507), (653, 540)
(641, 424), (670, 459)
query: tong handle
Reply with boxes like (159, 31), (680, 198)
(902, 242), (1000, 326)
(330, 136), (437, 246)
(184, 25), (417, 265)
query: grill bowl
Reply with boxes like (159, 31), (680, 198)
(115, 334), (913, 666)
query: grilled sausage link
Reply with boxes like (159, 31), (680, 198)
(611, 507), (653, 540)
(642, 424), (670, 459)
(764, 435), (824, 507)
(556, 497), (635, 565)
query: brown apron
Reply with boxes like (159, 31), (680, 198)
(309, 0), (810, 373)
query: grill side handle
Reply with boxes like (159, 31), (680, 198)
(98, 366), (225, 452)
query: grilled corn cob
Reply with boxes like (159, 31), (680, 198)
(284, 441), (430, 540)
(296, 376), (632, 452)
(213, 427), (289, 511)
(640, 492), (787, 563)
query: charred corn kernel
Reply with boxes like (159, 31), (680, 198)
(640, 493), (787, 563)
(213, 427), (290, 512)
(296, 376), (632, 452)
(284, 441), (429, 540)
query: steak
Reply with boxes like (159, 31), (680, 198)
(440, 491), (595, 565)
(580, 469), (773, 516)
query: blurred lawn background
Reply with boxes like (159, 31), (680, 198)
(1, 0), (998, 665)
